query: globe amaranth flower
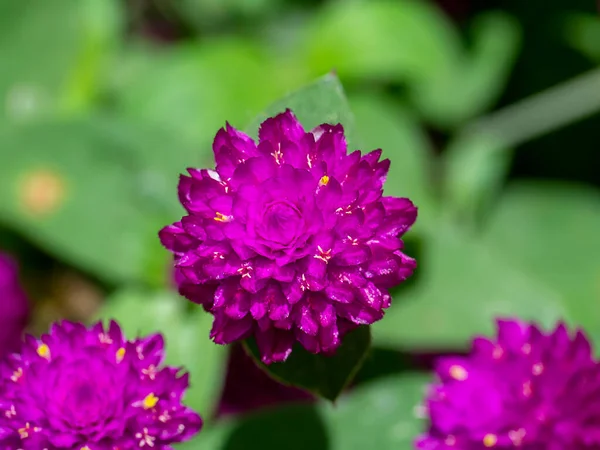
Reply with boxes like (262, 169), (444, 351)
(416, 319), (600, 449)
(0, 253), (29, 357)
(159, 109), (417, 364)
(0, 321), (202, 449)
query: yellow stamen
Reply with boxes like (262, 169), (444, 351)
(483, 434), (497, 447)
(449, 365), (468, 381)
(142, 393), (159, 410)
(319, 175), (329, 186)
(214, 212), (231, 222)
(116, 347), (126, 363)
(37, 344), (50, 360)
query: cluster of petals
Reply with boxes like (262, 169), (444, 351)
(417, 319), (600, 449)
(0, 321), (202, 449)
(160, 109), (417, 363)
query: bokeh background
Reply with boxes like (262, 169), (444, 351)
(2, 0), (600, 448)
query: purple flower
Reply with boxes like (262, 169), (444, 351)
(160, 110), (417, 364)
(0, 321), (202, 449)
(0, 253), (29, 357)
(416, 319), (600, 449)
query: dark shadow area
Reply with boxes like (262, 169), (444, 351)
(222, 404), (329, 450)
(354, 346), (469, 386)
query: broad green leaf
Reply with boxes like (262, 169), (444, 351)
(300, 3), (519, 127)
(244, 326), (371, 402)
(0, 0), (121, 120)
(245, 73), (358, 147)
(96, 289), (228, 417)
(111, 39), (296, 162)
(481, 182), (600, 345)
(0, 117), (196, 285)
(301, 1), (459, 83)
(176, 374), (430, 450)
(349, 93), (436, 230)
(373, 224), (566, 348)
(324, 375), (430, 450)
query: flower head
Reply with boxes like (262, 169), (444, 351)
(160, 110), (417, 363)
(0, 321), (202, 449)
(417, 319), (600, 449)
(0, 253), (29, 356)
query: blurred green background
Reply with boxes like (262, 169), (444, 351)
(2, 0), (600, 448)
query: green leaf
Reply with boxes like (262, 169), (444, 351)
(244, 326), (371, 402)
(0, 116), (196, 285)
(0, 0), (122, 120)
(301, 1), (459, 83)
(96, 289), (228, 417)
(349, 93), (436, 231)
(373, 224), (567, 348)
(111, 39), (295, 161)
(245, 72), (358, 146)
(442, 131), (513, 225)
(300, 3), (519, 127)
(175, 374), (430, 450)
(481, 182), (600, 345)
(324, 375), (429, 450)
(565, 13), (600, 63)
(410, 12), (520, 127)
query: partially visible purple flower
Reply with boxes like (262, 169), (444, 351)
(0, 321), (202, 449)
(160, 110), (417, 364)
(0, 253), (29, 356)
(416, 319), (600, 449)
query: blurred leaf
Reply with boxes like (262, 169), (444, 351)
(481, 182), (600, 346)
(301, 0), (459, 83)
(442, 131), (512, 225)
(565, 13), (600, 62)
(176, 374), (429, 450)
(244, 326), (371, 402)
(175, 0), (285, 31)
(349, 93), (436, 230)
(410, 12), (521, 127)
(96, 289), (228, 417)
(324, 375), (429, 450)
(301, 3), (519, 127)
(245, 72), (358, 146)
(112, 39), (294, 162)
(0, 116), (196, 285)
(373, 224), (566, 348)
(0, 0), (122, 121)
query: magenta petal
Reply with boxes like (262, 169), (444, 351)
(419, 319), (600, 448)
(211, 314), (254, 344)
(0, 320), (202, 448)
(255, 327), (295, 364)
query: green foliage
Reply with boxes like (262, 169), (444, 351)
(481, 182), (600, 346)
(177, 374), (429, 449)
(245, 326), (371, 402)
(96, 288), (228, 417)
(0, 0), (121, 120)
(0, 117), (197, 285)
(300, 1), (520, 127)
(565, 13), (600, 62)
(373, 223), (565, 348)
